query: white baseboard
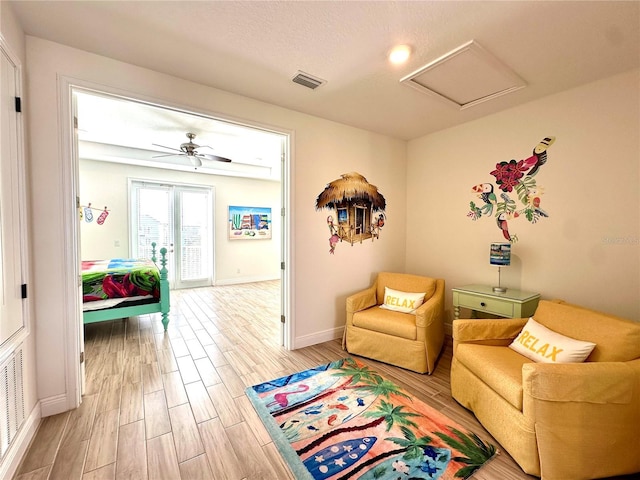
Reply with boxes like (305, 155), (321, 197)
(40, 393), (69, 417)
(215, 275), (279, 286)
(0, 401), (41, 480)
(294, 326), (344, 349)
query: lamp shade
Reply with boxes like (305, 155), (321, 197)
(490, 242), (511, 266)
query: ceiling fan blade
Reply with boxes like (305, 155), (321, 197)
(152, 153), (184, 158)
(152, 143), (182, 153)
(199, 153), (232, 163)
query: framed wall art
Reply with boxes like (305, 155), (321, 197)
(228, 205), (272, 240)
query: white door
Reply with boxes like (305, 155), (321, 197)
(0, 46), (24, 347)
(71, 94), (86, 394)
(131, 181), (213, 289)
(177, 187), (214, 289)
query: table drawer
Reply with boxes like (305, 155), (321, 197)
(456, 293), (514, 317)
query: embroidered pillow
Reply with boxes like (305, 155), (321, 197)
(379, 287), (426, 314)
(509, 317), (596, 363)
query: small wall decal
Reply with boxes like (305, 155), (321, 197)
(468, 137), (555, 243)
(316, 172), (386, 254)
(79, 203), (110, 225)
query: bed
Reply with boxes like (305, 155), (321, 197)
(81, 242), (170, 331)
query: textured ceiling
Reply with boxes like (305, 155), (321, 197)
(10, 1), (640, 141)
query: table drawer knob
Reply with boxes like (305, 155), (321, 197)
(480, 302), (486, 307)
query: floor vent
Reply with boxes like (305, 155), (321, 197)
(0, 347), (25, 461)
(292, 71), (326, 90)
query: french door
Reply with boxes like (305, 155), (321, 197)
(130, 180), (214, 289)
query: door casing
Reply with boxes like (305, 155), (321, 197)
(60, 78), (294, 409)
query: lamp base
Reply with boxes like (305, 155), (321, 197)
(492, 286), (507, 293)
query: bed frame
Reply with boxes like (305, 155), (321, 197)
(82, 242), (170, 331)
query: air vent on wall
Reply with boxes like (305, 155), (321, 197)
(400, 40), (526, 110)
(0, 346), (24, 461)
(292, 71), (326, 90)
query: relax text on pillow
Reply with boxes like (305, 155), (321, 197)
(509, 317), (596, 363)
(379, 287), (426, 314)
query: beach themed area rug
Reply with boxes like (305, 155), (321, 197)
(246, 358), (497, 480)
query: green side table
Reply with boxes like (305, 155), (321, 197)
(452, 284), (540, 320)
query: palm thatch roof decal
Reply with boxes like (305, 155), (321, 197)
(315, 172), (386, 211)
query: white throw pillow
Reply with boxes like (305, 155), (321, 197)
(379, 287), (426, 314)
(509, 317), (596, 363)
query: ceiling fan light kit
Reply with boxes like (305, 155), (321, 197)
(152, 132), (233, 167)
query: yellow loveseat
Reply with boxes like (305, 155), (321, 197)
(451, 299), (640, 480)
(343, 272), (445, 374)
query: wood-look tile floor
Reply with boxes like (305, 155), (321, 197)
(13, 281), (634, 480)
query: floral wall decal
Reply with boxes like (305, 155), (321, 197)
(468, 136), (556, 243)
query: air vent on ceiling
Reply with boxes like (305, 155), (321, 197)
(292, 71), (326, 90)
(400, 40), (526, 110)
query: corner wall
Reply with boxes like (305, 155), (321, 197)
(407, 69), (640, 325)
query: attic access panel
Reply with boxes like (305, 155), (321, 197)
(400, 40), (526, 110)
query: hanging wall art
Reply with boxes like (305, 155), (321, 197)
(315, 172), (386, 254)
(468, 136), (556, 243)
(79, 203), (110, 225)
(228, 205), (272, 240)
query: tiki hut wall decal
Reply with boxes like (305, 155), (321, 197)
(315, 172), (387, 254)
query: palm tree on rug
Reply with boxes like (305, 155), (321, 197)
(274, 359), (402, 418)
(434, 428), (497, 478)
(296, 399), (419, 455)
(334, 426), (434, 480)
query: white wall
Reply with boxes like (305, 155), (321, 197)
(79, 159), (281, 284)
(25, 37), (407, 412)
(407, 69), (640, 326)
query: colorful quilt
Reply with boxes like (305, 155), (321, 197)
(81, 258), (160, 303)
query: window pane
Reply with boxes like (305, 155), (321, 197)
(180, 190), (209, 281)
(137, 187), (171, 260)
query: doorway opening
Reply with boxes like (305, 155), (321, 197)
(67, 82), (292, 405)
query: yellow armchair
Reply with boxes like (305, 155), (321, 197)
(343, 272), (445, 374)
(451, 300), (640, 479)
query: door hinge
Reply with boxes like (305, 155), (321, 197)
(281, 261), (285, 270)
(281, 207), (285, 217)
(280, 315), (285, 324)
(15, 96), (21, 113)
(80, 351), (84, 363)
(21, 284), (27, 299)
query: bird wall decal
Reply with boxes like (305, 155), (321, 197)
(468, 136), (556, 243)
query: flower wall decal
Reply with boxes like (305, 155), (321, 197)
(468, 137), (556, 243)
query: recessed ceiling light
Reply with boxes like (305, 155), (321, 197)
(389, 45), (412, 64)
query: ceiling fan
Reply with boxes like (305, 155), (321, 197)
(152, 132), (232, 167)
